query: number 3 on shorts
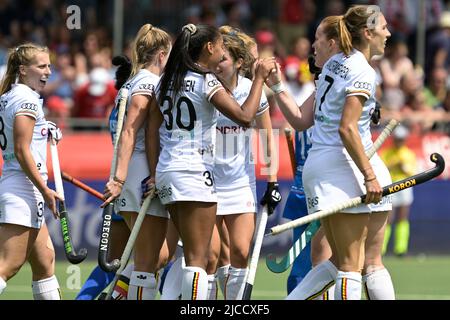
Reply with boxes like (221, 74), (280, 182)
(203, 171), (214, 187)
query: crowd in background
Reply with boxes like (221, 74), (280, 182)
(1, 0), (450, 135)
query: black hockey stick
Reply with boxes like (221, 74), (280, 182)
(266, 119), (399, 272)
(267, 153), (445, 237)
(98, 87), (129, 272)
(50, 139), (88, 264)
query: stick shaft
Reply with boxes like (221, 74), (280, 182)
(61, 171), (104, 201)
(105, 193), (153, 299)
(270, 153), (444, 236)
(242, 205), (268, 300)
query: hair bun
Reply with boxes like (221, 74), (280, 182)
(112, 55), (131, 67)
(182, 24), (197, 35)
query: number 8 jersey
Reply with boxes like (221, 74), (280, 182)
(0, 84), (48, 179)
(311, 50), (377, 151)
(157, 71), (224, 172)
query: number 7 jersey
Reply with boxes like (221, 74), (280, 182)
(157, 71), (224, 172)
(311, 50), (377, 151)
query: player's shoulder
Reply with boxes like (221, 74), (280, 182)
(7, 84), (41, 110)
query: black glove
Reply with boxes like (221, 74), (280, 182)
(308, 55), (322, 81)
(112, 55), (132, 90)
(260, 182), (282, 215)
(371, 100), (381, 125)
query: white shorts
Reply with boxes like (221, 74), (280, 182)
(303, 146), (393, 214)
(216, 184), (257, 215)
(156, 169), (217, 205)
(0, 172), (49, 229)
(115, 152), (168, 219)
(392, 187), (413, 207)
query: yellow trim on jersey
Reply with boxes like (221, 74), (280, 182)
(346, 89), (371, 98)
(206, 86), (225, 102)
(15, 111), (37, 119)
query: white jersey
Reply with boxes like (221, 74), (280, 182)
(0, 84), (48, 179)
(157, 71), (224, 172)
(311, 50), (377, 151)
(215, 75), (269, 188)
(109, 69), (159, 153)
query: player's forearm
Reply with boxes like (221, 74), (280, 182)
(114, 128), (136, 182)
(339, 123), (374, 180)
(275, 91), (314, 131)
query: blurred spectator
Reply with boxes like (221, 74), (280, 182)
(72, 67), (116, 130)
(277, 0), (316, 50)
(381, 125), (417, 257)
(283, 55), (315, 107)
(45, 95), (69, 129)
(425, 10), (450, 85)
(379, 34), (415, 110)
(401, 90), (438, 133)
(42, 45), (76, 109)
(423, 67), (448, 108)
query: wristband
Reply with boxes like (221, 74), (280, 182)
(113, 176), (125, 185)
(270, 82), (285, 95)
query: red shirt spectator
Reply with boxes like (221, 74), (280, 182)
(73, 67), (117, 119)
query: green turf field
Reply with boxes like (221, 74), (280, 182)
(1, 255), (450, 300)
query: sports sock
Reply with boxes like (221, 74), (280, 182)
(394, 220), (410, 255)
(75, 265), (115, 300)
(207, 274), (217, 300)
(286, 260), (337, 300)
(216, 264), (230, 296)
(32, 275), (61, 300)
(363, 268), (395, 300)
(181, 266), (208, 300)
(160, 256), (184, 300)
(335, 271), (362, 300)
(382, 224), (392, 255)
(0, 277), (6, 295)
(111, 263), (134, 300)
(158, 259), (174, 294)
(224, 267), (247, 300)
(128, 271), (159, 300)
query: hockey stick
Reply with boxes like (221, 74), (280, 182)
(98, 88), (129, 272)
(61, 171), (103, 201)
(285, 128), (296, 177)
(266, 119), (399, 273)
(50, 138), (88, 264)
(267, 152), (445, 237)
(242, 205), (268, 300)
(105, 191), (154, 300)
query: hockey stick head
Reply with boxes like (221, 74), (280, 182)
(98, 204), (121, 272)
(59, 203), (88, 264)
(66, 247), (88, 264)
(266, 254), (290, 273)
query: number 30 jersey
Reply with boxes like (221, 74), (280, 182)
(157, 71), (224, 172)
(0, 84), (48, 179)
(311, 49), (377, 151)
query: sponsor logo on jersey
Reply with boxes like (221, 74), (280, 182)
(326, 60), (349, 79)
(353, 81), (372, 90)
(208, 79), (219, 88)
(138, 83), (155, 91)
(158, 185), (172, 199)
(307, 196), (319, 209)
(20, 103), (38, 112)
(216, 125), (248, 134)
(314, 113), (332, 124)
